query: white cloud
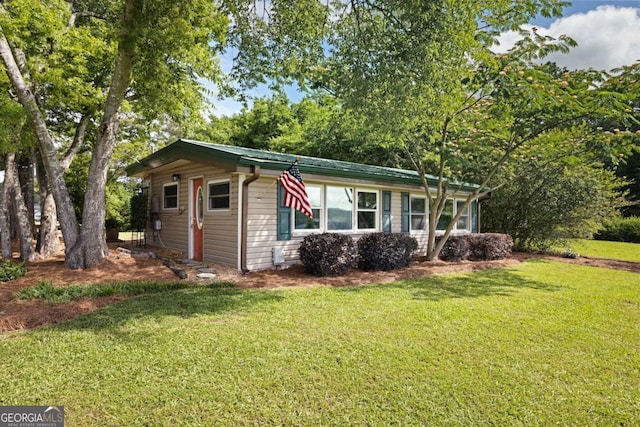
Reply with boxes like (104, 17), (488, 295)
(495, 5), (640, 71)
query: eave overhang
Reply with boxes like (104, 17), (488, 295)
(126, 139), (480, 192)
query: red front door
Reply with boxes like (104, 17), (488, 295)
(192, 178), (204, 261)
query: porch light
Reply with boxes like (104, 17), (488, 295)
(172, 173), (181, 182)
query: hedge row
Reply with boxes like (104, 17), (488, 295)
(299, 232), (417, 277)
(594, 217), (640, 243)
(299, 232), (512, 277)
(438, 233), (513, 262)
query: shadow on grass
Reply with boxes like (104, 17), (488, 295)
(340, 267), (561, 301)
(55, 283), (283, 335)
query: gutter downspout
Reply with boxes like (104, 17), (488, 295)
(241, 165), (260, 273)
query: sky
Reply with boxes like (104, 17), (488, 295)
(495, 1), (640, 70)
(210, 0), (640, 117)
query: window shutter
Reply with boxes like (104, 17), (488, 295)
(382, 191), (392, 232)
(401, 192), (410, 233)
(277, 182), (291, 240)
(471, 200), (478, 233)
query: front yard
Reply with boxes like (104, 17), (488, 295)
(1, 259), (638, 426)
(569, 238), (640, 262)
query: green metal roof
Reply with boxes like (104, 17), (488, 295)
(126, 138), (479, 191)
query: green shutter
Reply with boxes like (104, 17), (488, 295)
(382, 191), (392, 232)
(277, 183), (291, 240)
(401, 192), (409, 233)
(471, 200), (478, 233)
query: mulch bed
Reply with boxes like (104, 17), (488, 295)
(1, 249), (638, 333)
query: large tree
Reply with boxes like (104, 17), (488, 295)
(0, 0), (227, 268)
(600, 62), (640, 216)
(195, 94), (404, 168)
(0, 68), (37, 260)
(228, 0), (636, 259)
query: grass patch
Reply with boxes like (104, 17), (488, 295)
(17, 280), (235, 302)
(0, 259), (26, 282)
(1, 261), (639, 426)
(567, 239), (640, 262)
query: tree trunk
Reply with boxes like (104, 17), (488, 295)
(0, 30), (81, 262)
(0, 180), (11, 259)
(3, 153), (36, 261)
(8, 187), (18, 240)
(35, 151), (62, 256)
(65, 0), (140, 268)
(17, 149), (36, 238)
(426, 201), (439, 261)
(33, 109), (89, 257)
(2, 1), (142, 269)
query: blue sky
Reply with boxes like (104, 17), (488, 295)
(496, 1), (640, 69)
(535, 0), (640, 24)
(210, 1), (640, 117)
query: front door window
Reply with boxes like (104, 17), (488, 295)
(196, 186), (204, 229)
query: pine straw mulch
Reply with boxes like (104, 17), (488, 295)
(1, 246), (638, 333)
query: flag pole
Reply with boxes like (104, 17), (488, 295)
(271, 156), (301, 187)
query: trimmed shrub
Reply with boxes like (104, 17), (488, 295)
(0, 259), (27, 282)
(468, 233), (513, 260)
(438, 233), (513, 261)
(594, 217), (640, 243)
(358, 233), (418, 271)
(299, 233), (358, 276)
(438, 235), (471, 262)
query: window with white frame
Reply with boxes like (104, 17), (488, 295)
(357, 190), (378, 230)
(327, 186), (353, 230)
(410, 196), (427, 231)
(436, 199), (454, 231)
(208, 181), (230, 210)
(456, 200), (470, 230)
(294, 185), (322, 230)
(163, 183), (178, 209)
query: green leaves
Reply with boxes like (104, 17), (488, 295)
(1, 0), (230, 143)
(222, 0), (330, 92)
(483, 154), (629, 250)
(0, 0), (70, 55)
(131, 0), (228, 124)
(0, 259), (26, 282)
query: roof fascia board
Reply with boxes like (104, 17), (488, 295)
(127, 139), (480, 192)
(126, 139), (241, 176)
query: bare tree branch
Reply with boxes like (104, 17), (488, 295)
(68, 10), (104, 28)
(61, 114), (91, 170)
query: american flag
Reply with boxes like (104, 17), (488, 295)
(279, 162), (313, 218)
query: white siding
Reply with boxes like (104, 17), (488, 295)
(148, 170), (189, 255)
(244, 178), (286, 271)
(203, 173), (239, 268)
(147, 164), (238, 268)
(148, 163), (474, 271)
(244, 178), (439, 270)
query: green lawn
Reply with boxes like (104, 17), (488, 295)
(1, 261), (639, 426)
(569, 239), (640, 262)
